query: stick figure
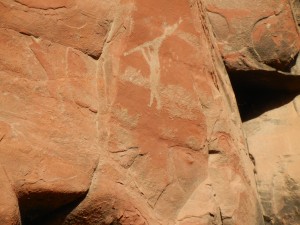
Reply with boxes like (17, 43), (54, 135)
(124, 19), (182, 109)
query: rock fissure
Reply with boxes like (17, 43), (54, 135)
(14, 0), (68, 11)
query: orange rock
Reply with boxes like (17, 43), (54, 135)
(207, 0), (300, 71)
(2, 0), (299, 224)
(0, 166), (21, 225)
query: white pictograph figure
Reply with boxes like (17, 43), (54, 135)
(124, 19), (182, 109)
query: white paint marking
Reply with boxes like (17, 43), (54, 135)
(124, 18), (182, 110)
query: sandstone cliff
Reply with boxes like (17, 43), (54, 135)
(0, 0), (299, 225)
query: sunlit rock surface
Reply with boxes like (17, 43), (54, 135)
(0, 0), (299, 224)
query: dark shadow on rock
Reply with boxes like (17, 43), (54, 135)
(29, 195), (85, 225)
(20, 192), (87, 225)
(228, 69), (300, 122)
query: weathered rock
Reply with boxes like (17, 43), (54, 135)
(244, 95), (300, 225)
(229, 61), (300, 225)
(291, 54), (300, 75)
(0, 166), (20, 225)
(1, 0), (299, 224)
(291, 0), (300, 26)
(211, 3), (300, 221)
(39, 0), (262, 224)
(0, 0), (118, 58)
(206, 0), (300, 71)
(0, 27), (100, 222)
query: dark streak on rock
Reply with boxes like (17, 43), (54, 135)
(249, 153), (256, 166)
(208, 149), (221, 154)
(0, 134), (5, 143)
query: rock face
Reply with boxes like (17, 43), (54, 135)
(292, 0), (300, 26)
(0, 0), (117, 58)
(206, 0), (300, 72)
(244, 95), (300, 225)
(230, 69), (300, 225)
(0, 23), (100, 224)
(0, 0), (299, 225)
(210, 1), (300, 224)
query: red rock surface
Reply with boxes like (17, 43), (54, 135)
(0, 0), (299, 225)
(206, 0), (300, 71)
(0, 0), (118, 58)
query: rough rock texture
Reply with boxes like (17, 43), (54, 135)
(0, 26), (100, 223)
(230, 69), (300, 225)
(243, 94), (300, 225)
(291, 0), (300, 75)
(0, 0), (299, 225)
(219, 1), (300, 224)
(0, 166), (21, 225)
(0, 0), (117, 58)
(292, 0), (300, 26)
(206, 0), (300, 72)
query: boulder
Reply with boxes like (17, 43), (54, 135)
(206, 0), (300, 71)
